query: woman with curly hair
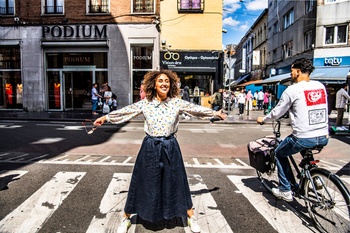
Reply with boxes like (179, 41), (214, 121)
(93, 69), (226, 233)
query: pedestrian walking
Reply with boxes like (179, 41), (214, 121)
(237, 89), (245, 116)
(91, 83), (102, 115)
(245, 90), (253, 115)
(335, 83), (350, 130)
(257, 89), (264, 110)
(93, 69), (226, 233)
(263, 90), (270, 115)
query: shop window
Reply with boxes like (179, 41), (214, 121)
(283, 41), (293, 59)
(304, 30), (312, 50)
(132, 0), (154, 14)
(324, 25), (347, 45)
(0, 0), (14, 15)
(131, 45), (153, 102)
(283, 9), (294, 29)
(87, 0), (109, 14)
(0, 46), (22, 109)
(305, 0), (313, 13)
(42, 0), (63, 14)
(178, 0), (204, 13)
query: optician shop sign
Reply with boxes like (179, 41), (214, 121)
(42, 25), (107, 38)
(160, 51), (219, 67)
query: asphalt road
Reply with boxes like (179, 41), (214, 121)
(0, 120), (349, 233)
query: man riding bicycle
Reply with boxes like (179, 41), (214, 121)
(257, 58), (329, 202)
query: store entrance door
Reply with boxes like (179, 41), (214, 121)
(62, 71), (93, 110)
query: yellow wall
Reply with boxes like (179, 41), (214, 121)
(160, 0), (223, 50)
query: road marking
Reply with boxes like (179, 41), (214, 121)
(86, 173), (136, 233)
(227, 175), (316, 232)
(0, 125), (23, 129)
(0, 171), (86, 233)
(31, 137), (65, 144)
(319, 160), (343, 169)
(235, 158), (250, 167)
(214, 158), (225, 166)
(186, 174), (233, 233)
(4, 153), (28, 161)
(28, 154), (50, 161)
(193, 158), (200, 165)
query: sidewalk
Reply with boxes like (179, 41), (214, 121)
(0, 107), (344, 125)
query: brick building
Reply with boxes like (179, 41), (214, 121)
(0, 0), (160, 111)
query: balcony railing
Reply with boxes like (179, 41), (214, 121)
(0, 7), (14, 15)
(43, 6), (63, 14)
(89, 4), (109, 13)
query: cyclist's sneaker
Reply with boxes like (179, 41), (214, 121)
(272, 188), (293, 202)
(188, 216), (201, 232)
(117, 217), (131, 233)
(336, 126), (346, 131)
(313, 177), (323, 190)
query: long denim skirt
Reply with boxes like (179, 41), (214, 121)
(124, 134), (193, 222)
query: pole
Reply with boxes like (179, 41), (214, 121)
(228, 54), (231, 115)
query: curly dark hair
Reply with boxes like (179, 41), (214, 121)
(291, 58), (315, 75)
(143, 69), (180, 101)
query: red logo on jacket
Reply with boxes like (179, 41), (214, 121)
(304, 89), (326, 106)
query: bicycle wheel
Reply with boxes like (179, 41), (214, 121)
(303, 168), (350, 233)
(257, 155), (279, 193)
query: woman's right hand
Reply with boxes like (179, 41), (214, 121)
(94, 115), (107, 127)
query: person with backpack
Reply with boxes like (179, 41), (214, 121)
(210, 88), (223, 111)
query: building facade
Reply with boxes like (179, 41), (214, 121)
(0, 0), (160, 111)
(229, 0), (350, 108)
(159, 0), (224, 106)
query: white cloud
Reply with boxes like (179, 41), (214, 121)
(223, 17), (240, 28)
(245, 0), (268, 11)
(223, 0), (243, 17)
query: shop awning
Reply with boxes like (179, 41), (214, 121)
(229, 73), (250, 86)
(257, 73), (291, 85)
(236, 80), (262, 87)
(310, 67), (350, 84)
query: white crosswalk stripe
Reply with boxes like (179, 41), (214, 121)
(0, 171), (86, 233)
(86, 173), (134, 233)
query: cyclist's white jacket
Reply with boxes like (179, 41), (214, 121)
(263, 80), (329, 138)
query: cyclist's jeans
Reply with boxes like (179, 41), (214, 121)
(274, 134), (329, 191)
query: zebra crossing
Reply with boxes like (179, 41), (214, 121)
(1, 169), (349, 232)
(0, 152), (348, 172)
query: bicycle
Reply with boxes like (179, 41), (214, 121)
(248, 120), (350, 233)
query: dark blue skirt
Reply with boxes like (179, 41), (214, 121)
(124, 134), (193, 222)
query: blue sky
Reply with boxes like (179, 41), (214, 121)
(222, 0), (268, 47)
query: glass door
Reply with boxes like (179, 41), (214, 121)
(63, 72), (73, 110)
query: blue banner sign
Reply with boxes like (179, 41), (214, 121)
(314, 56), (350, 67)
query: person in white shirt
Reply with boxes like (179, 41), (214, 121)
(237, 89), (246, 115)
(257, 58), (329, 202)
(257, 89), (264, 110)
(335, 84), (350, 130)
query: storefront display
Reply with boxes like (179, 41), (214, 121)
(0, 46), (22, 109)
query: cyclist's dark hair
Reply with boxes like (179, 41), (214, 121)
(291, 58), (315, 75)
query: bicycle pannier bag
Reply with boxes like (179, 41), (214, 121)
(247, 137), (276, 173)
